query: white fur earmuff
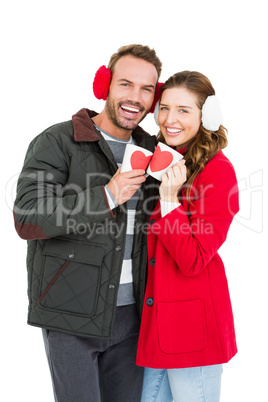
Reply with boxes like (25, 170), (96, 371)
(201, 95), (223, 131)
(154, 100), (160, 126)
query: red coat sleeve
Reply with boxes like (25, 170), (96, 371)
(151, 154), (239, 277)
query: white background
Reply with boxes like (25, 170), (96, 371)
(1, 0), (267, 401)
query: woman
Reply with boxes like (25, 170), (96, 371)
(136, 71), (239, 402)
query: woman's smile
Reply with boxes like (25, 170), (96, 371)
(165, 127), (183, 136)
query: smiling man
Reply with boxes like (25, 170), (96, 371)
(13, 44), (162, 402)
(95, 54), (158, 134)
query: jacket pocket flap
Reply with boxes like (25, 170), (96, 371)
(43, 238), (106, 265)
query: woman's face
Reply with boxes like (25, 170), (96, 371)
(158, 87), (201, 149)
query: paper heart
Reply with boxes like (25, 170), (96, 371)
(130, 151), (152, 170)
(150, 146), (173, 172)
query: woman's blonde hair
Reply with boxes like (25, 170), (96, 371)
(157, 71), (228, 203)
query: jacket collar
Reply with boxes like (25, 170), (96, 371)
(72, 108), (99, 142)
(72, 108), (150, 144)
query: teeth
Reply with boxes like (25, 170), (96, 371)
(167, 128), (182, 133)
(121, 105), (140, 113)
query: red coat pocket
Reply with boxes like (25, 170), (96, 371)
(157, 299), (207, 354)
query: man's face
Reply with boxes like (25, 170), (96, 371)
(105, 55), (158, 131)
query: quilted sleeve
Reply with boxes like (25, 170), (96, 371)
(13, 131), (116, 240)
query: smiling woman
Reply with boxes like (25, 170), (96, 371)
(156, 71), (228, 203)
(158, 86), (201, 149)
(137, 70), (239, 402)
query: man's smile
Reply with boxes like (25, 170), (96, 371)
(119, 102), (144, 118)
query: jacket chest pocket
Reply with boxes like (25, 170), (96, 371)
(38, 238), (105, 317)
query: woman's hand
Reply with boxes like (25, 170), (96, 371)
(159, 160), (187, 203)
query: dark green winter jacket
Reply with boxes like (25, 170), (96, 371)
(14, 108), (158, 339)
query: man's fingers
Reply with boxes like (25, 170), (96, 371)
(113, 167), (121, 177)
(128, 175), (146, 185)
(128, 185), (142, 193)
(121, 169), (145, 178)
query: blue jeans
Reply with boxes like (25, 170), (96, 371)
(141, 365), (223, 402)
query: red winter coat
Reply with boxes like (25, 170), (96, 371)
(136, 150), (239, 369)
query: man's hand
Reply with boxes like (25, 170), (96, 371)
(107, 167), (146, 205)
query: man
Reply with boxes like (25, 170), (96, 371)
(13, 44), (162, 401)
